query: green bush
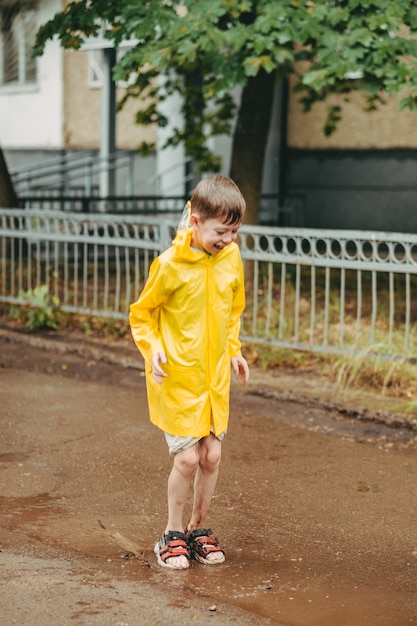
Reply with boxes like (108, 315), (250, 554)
(10, 285), (61, 331)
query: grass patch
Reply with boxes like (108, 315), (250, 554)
(242, 340), (417, 413)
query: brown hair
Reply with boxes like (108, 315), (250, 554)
(190, 175), (246, 225)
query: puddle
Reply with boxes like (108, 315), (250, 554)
(140, 552), (416, 626)
(0, 452), (30, 463)
(0, 493), (64, 525)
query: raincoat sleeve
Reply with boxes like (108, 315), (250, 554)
(129, 256), (170, 363)
(228, 254), (245, 357)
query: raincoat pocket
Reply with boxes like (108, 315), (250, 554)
(154, 363), (207, 435)
(161, 363), (201, 403)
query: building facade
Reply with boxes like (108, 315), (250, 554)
(0, 0), (157, 196)
(2, 0), (417, 231)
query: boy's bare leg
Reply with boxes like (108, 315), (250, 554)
(187, 434), (224, 562)
(163, 444), (199, 569)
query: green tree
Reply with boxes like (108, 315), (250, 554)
(35, 0), (417, 223)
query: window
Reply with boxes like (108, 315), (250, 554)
(0, 1), (38, 87)
(88, 46), (138, 89)
(88, 50), (104, 88)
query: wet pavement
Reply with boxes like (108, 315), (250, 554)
(1, 327), (417, 625)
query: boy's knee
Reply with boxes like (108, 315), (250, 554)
(174, 446), (199, 475)
(206, 448), (221, 469)
(200, 440), (222, 469)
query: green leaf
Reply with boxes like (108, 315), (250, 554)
(303, 68), (332, 91)
(406, 6), (417, 30)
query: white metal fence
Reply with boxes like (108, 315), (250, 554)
(2, 208), (417, 358)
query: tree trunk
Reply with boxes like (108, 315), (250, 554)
(0, 147), (19, 208)
(229, 70), (276, 225)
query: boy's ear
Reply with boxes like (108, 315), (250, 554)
(189, 213), (199, 228)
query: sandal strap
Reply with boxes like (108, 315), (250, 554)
(157, 530), (190, 563)
(187, 527), (214, 542)
(187, 528), (224, 557)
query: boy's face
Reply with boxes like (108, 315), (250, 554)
(190, 215), (241, 255)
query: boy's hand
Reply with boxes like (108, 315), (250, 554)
(231, 356), (250, 386)
(151, 351), (168, 384)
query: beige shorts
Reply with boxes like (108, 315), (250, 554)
(164, 429), (226, 455)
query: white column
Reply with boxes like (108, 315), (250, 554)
(155, 84), (185, 196)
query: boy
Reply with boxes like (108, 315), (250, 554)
(129, 175), (250, 570)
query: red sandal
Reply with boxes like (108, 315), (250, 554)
(186, 528), (225, 565)
(154, 531), (190, 569)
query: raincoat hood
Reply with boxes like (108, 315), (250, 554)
(172, 227), (196, 260)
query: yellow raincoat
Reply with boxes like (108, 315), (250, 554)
(129, 227), (245, 438)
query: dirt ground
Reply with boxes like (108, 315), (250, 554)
(1, 325), (417, 626)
